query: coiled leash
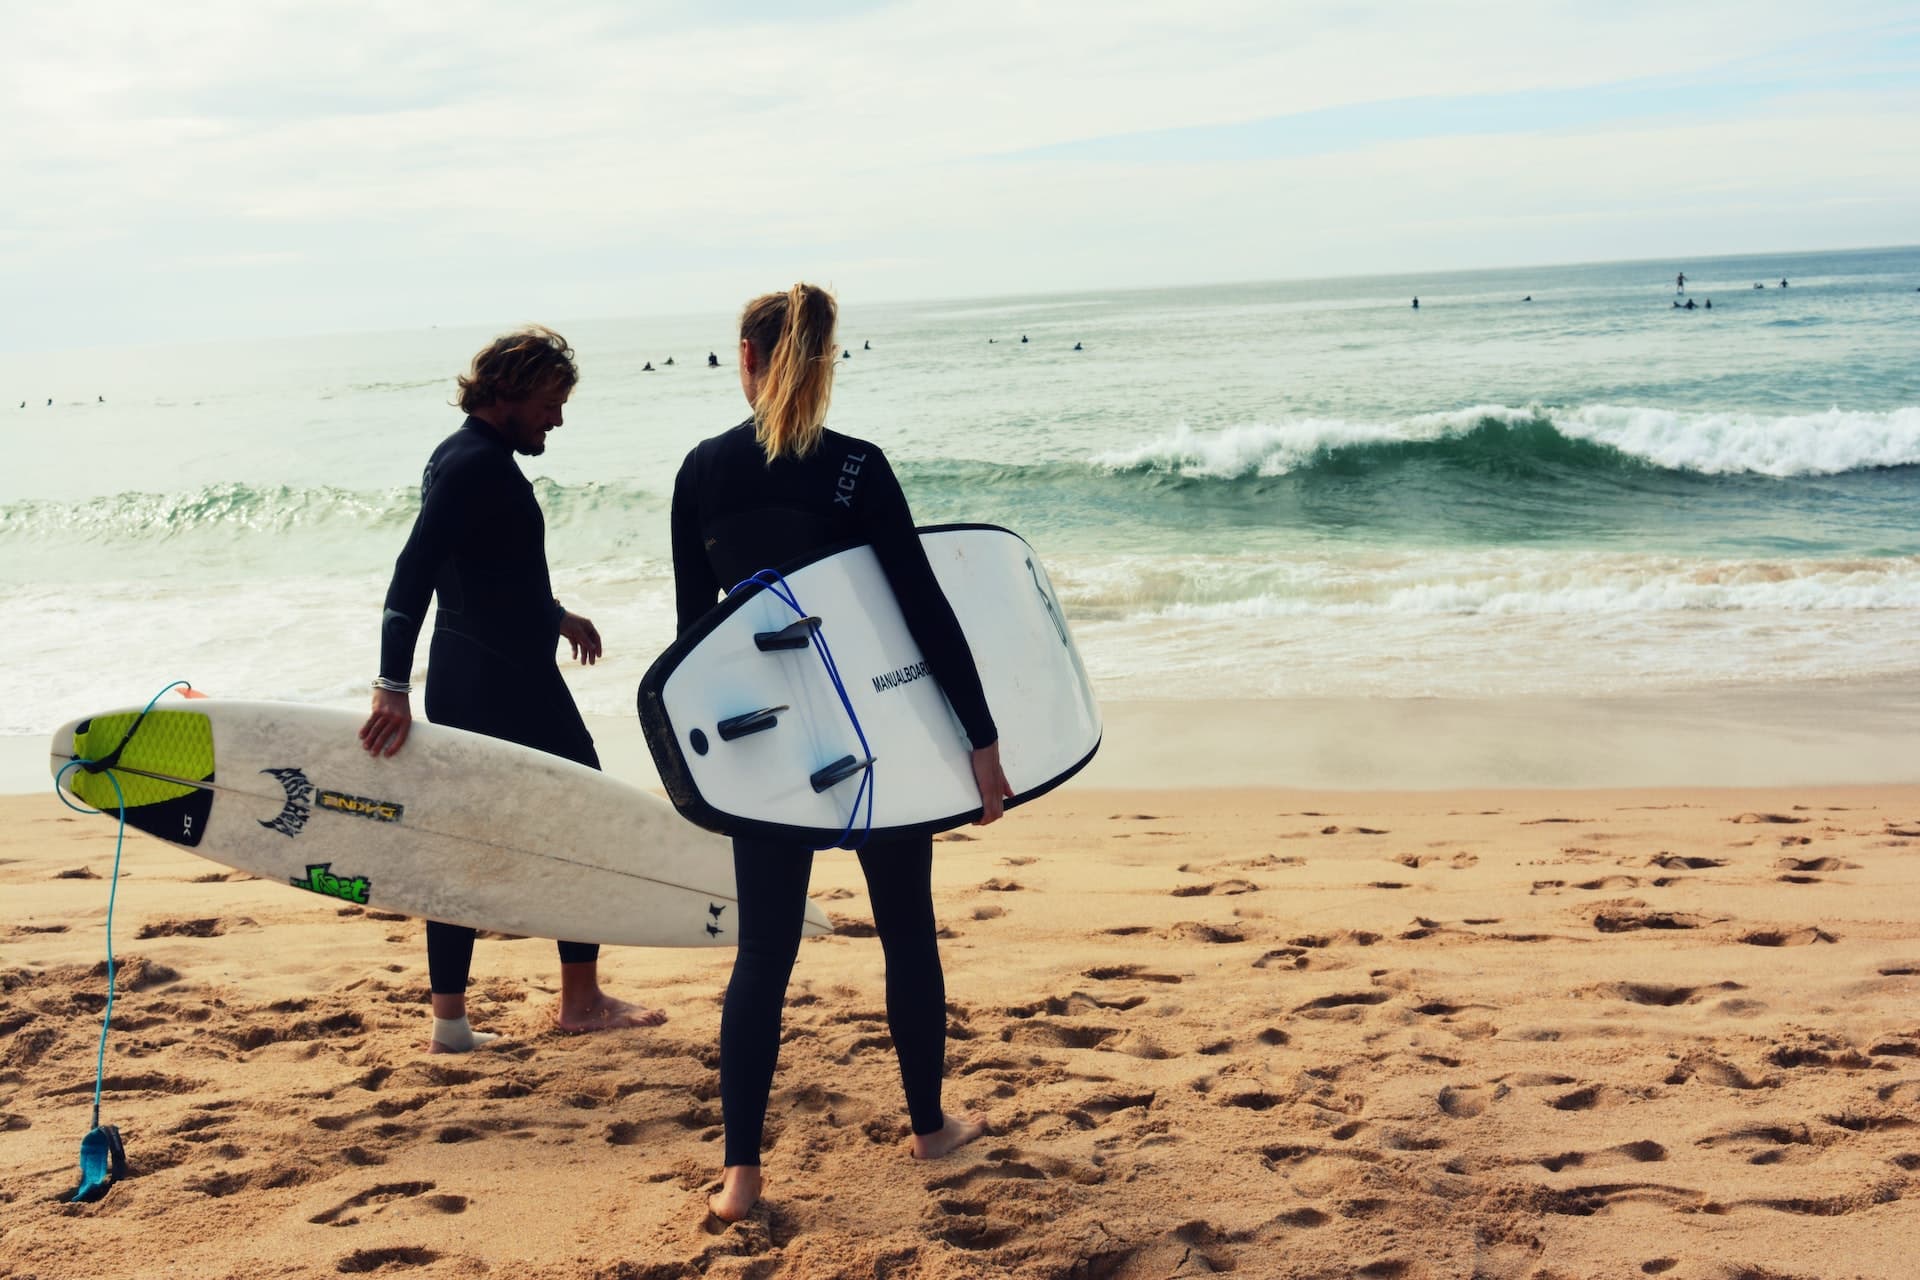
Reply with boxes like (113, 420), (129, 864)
(52, 679), (193, 1201)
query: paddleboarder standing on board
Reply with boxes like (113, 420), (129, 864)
(359, 326), (666, 1053)
(670, 283), (1012, 1222)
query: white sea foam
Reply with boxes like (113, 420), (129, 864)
(1054, 551), (1920, 618)
(1091, 404), (1920, 478)
(5, 550), (1920, 735)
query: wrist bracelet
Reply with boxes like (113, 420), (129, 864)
(371, 677), (413, 694)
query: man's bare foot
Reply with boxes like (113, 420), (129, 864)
(910, 1112), (988, 1160)
(428, 1031), (502, 1054)
(552, 993), (667, 1034)
(428, 1015), (501, 1054)
(707, 1165), (761, 1223)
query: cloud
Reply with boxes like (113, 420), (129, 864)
(2, 0), (1916, 347)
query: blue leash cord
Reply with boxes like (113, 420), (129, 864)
(52, 680), (192, 1141)
(728, 570), (875, 850)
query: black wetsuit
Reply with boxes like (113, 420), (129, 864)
(671, 420), (996, 1164)
(381, 417), (599, 992)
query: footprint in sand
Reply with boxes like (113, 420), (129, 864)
(1437, 1084), (1494, 1118)
(1294, 991), (1392, 1016)
(1163, 922), (1245, 944)
(337, 1247), (441, 1273)
(1697, 1122), (1819, 1168)
(1590, 909), (1711, 933)
(1647, 853), (1726, 870)
(1764, 1038), (1878, 1071)
(927, 1152), (1056, 1192)
(1739, 927), (1837, 946)
(1535, 1184), (1710, 1217)
(1664, 1054), (1777, 1090)
(1776, 856), (1856, 872)
(1548, 1084), (1642, 1111)
(1583, 980), (1744, 1007)
(135, 916), (226, 938)
(1000, 1020), (1118, 1051)
(1063, 1089), (1158, 1126)
(1081, 964), (1181, 984)
(224, 1011), (367, 1053)
(184, 1168), (257, 1197)
(1537, 1140), (1668, 1172)
(1169, 879), (1259, 898)
(1010, 991), (1148, 1017)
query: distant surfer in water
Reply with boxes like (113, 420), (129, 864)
(670, 283), (1007, 1222)
(708, 351), (720, 367)
(1411, 297), (1419, 309)
(360, 326), (664, 1052)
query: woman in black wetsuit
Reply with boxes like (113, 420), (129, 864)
(671, 284), (1012, 1221)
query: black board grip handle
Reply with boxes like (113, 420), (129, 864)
(810, 755), (875, 793)
(755, 617), (821, 651)
(717, 706), (788, 741)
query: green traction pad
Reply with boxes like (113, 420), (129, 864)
(68, 710), (216, 810)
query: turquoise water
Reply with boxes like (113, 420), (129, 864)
(3, 245), (1917, 731)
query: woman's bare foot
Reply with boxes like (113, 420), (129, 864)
(553, 993), (667, 1034)
(707, 1165), (762, 1222)
(910, 1112), (988, 1160)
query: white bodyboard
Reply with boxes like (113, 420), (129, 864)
(640, 525), (1101, 844)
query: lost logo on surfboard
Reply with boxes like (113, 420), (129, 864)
(258, 767), (404, 836)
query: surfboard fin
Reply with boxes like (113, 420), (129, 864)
(754, 617), (821, 651)
(717, 706), (789, 741)
(809, 754), (875, 793)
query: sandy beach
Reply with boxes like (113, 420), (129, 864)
(4, 763), (1918, 1279)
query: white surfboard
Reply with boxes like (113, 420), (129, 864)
(639, 524), (1101, 844)
(48, 697), (830, 947)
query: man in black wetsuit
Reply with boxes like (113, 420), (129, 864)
(359, 326), (663, 1053)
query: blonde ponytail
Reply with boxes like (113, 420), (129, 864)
(740, 283), (837, 461)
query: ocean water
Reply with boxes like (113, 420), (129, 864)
(2, 245), (1917, 736)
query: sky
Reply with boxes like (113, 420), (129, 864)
(3, 0), (1918, 350)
